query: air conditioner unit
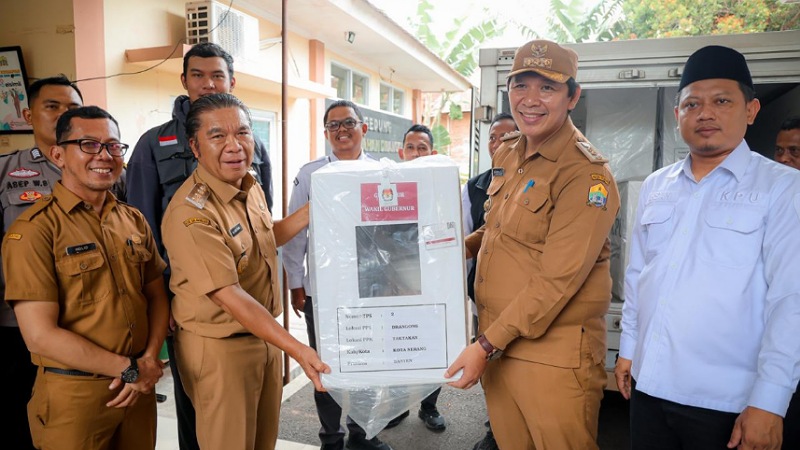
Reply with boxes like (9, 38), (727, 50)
(185, 1), (259, 61)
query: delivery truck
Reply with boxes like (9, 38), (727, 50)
(473, 30), (800, 389)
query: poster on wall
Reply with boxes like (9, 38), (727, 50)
(0, 46), (32, 134)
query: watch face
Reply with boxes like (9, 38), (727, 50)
(121, 360), (139, 383)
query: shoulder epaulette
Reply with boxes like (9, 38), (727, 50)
(16, 195), (55, 222)
(575, 140), (608, 164)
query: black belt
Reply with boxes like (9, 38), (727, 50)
(43, 367), (96, 377)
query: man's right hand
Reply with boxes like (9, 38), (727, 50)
(295, 344), (330, 392)
(615, 356), (632, 399)
(290, 287), (306, 318)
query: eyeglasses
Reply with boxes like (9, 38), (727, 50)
(58, 139), (129, 157)
(324, 119), (361, 132)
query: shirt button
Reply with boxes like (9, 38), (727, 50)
(483, 249), (488, 254)
(478, 276), (484, 283)
(119, 288), (126, 295)
(79, 262), (88, 270)
(241, 243), (245, 250)
(693, 193), (700, 198)
(494, 223), (499, 228)
(110, 255), (116, 261)
(504, 194), (509, 199)
(524, 199), (529, 205)
(517, 168), (524, 174)
(726, 217), (733, 224)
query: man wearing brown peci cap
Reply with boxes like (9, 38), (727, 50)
(445, 40), (620, 449)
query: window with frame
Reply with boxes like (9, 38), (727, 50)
(330, 63), (369, 105)
(380, 83), (404, 115)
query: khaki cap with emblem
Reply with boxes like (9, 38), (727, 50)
(507, 39), (578, 84)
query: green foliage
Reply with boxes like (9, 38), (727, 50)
(410, 0), (503, 153)
(431, 124), (452, 151)
(619, 0), (800, 39)
(449, 102), (463, 120)
(514, 0), (625, 43)
(410, 0), (505, 77)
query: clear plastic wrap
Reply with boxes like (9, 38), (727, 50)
(309, 155), (469, 438)
(609, 180), (642, 301)
(584, 87), (658, 182)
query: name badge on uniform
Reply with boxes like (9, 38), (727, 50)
(492, 167), (504, 177)
(230, 223), (243, 237)
(66, 242), (97, 255)
(186, 183), (210, 209)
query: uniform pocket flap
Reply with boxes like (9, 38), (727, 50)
(56, 252), (104, 276)
(705, 210), (763, 234)
(641, 204), (674, 225)
(519, 190), (548, 213)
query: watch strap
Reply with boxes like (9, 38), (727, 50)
(477, 334), (495, 355)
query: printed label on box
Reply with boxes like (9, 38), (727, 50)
(337, 304), (447, 373)
(361, 182), (418, 222)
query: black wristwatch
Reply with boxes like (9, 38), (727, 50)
(121, 357), (139, 383)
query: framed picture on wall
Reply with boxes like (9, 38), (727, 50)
(0, 46), (32, 134)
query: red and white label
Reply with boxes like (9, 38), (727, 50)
(159, 135), (178, 146)
(361, 182), (418, 222)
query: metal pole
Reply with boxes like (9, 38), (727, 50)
(281, 0), (291, 386)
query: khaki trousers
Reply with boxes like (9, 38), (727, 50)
(175, 330), (282, 450)
(28, 367), (156, 450)
(482, 344), (606, 450)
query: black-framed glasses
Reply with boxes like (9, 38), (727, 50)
(58, 139), (129, 157)
(324, 118), (361, 132)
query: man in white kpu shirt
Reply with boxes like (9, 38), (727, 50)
(615, 45), (800, 449)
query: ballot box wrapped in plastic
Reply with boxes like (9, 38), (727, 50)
(309, 155), (469, 437)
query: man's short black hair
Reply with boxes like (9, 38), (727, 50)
(324, 100), (364, 124)
(780, 116), (800, 132)
(28, 74), (83, 103)
(56, 106), (119, 143)
(183, 42), (235, 79)
(403, 124), (433, 147)
(490, 113), (516, 129)
(185, 93), (251, 142)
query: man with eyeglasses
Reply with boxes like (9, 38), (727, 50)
(0, 74), (120, 450)
(126, 42), (273, 450)
(2, 106), (169, 450)
(284, 100), (397, 450)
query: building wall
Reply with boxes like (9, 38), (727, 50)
(0, 0), (428, 202)
(0, 0), (77, 153)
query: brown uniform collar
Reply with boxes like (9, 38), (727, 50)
(516, 117), (578, 162)
(53, 181), (118, 214)
(194, 165), (256, 204)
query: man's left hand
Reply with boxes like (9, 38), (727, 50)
(445, 342), (488, 389)
(727, 406), (782, 450)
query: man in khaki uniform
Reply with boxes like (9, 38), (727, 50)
(2, 106), (169, 450)
(446, 40), (620, 450)
(162, 93), (329, 450)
